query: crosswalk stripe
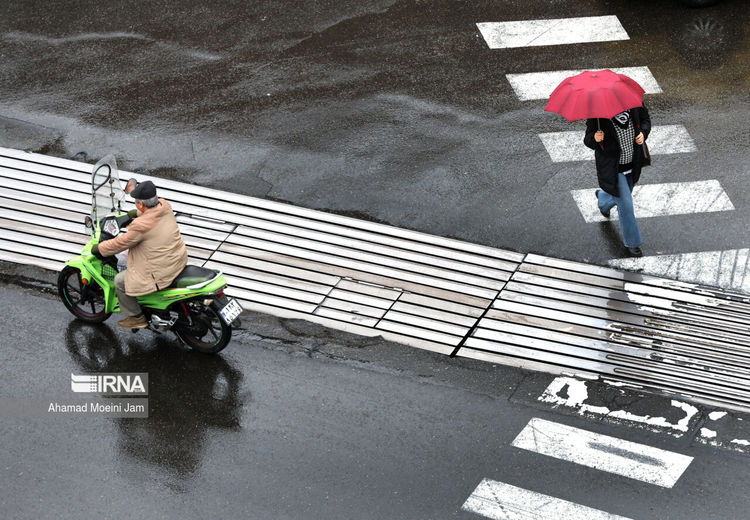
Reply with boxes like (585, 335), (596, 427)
(512, 418), (693, 487)
(477, 16), (629, 49)
(506, 66), (662, 101)
(462, 479), (632, 520)
(609, 249), (750, 293)
(570, 180), (734, 223)
(539, 124), (696, 163)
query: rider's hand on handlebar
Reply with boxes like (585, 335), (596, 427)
(127, 209), (138, 219)
(91, 243), (104, 259)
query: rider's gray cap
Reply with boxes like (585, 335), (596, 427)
(130, 180), (157, 199)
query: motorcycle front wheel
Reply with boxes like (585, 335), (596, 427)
(173, 301), (232, 354)
(58, 266), (111, 323)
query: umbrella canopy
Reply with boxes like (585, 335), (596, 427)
(544, 69), (645, 122)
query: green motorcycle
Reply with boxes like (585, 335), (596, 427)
(57, 155), (242, 354)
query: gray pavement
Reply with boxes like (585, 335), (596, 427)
(1, 271), (750, 520)
(0, 0), (747, 270)
(1, 1), (750, 518)
(3, 146), (749, 413)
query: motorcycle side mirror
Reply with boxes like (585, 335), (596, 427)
(124, 178), (138, 195)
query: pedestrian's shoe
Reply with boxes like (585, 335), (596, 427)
(595, 190), (610, 218)
(118, 314), (148, 330)
(626, 247), (643, 257)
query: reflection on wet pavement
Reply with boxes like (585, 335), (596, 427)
(64, 320), (244, 481)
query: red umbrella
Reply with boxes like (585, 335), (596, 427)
(544, 69), (645, 126)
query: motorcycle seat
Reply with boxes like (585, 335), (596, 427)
(170, 265), (219, 289)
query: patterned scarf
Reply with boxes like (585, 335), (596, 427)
(611, 111), (635, 165)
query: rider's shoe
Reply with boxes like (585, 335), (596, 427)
(118, 314), (148, 330)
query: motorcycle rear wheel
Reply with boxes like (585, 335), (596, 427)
(174, 301), (231, 354)
(58, 266), (111, 323)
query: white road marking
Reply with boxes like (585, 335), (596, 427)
(699, 436), (750, 453)
(539, 124), (697, 162)
(539, 377), (699, 434)
(477, 16), (629, 49)
(696, 411), (750, 453)
(462, 479), (632, 520)
(609, 249), (750, 293)
(507, 66), (662, 101)
(571, 180), (734, 223)
(512, 418), (693, 487)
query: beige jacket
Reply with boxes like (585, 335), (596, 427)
(99, 199), (188, 296)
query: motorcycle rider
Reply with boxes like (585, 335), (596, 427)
(92, 180), (188, 329)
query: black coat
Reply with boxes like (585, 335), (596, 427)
(583, 105), (651, 197)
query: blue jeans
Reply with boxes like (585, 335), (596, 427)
(598, 173), (643, 248)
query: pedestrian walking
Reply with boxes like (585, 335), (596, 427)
(545, 69), (652, 257)
(583, 105), (651, 257)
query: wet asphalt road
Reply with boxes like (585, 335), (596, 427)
(1, 2), (750, 519)
(2, 276), (750, 519)
(0, 0), (748, 265)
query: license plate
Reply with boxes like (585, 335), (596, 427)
(219, 298), (243, 325)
